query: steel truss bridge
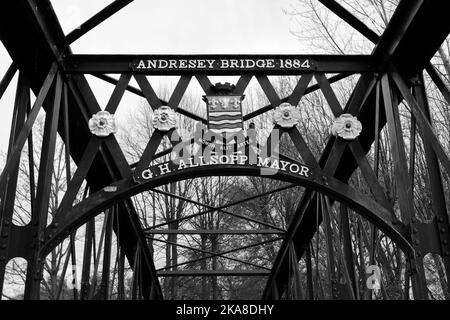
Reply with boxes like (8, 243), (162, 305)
(0, 0), (449, 300)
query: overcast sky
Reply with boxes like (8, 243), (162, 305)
(0, 0), (307, 155)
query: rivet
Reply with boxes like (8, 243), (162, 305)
(446, 251), (450, 256)
(443, 240), (448, 245)
(0, 256), (6, 261)
(1, 244), (7, 249)
(438, 217), (444, 223)
(413, 228), (418, 233)
(2, 233), (8, 238)
(441, 228), (446, 233)
(415, 239), (420, 245)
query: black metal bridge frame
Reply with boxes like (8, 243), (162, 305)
(0, 0), (449, 300)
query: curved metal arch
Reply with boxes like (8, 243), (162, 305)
(41, 164), (413, 258)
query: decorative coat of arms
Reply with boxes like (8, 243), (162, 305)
(203, 83), (244, 135)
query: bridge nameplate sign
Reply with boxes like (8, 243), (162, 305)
(133, 154), (313, 184)
(132, 58), (313, 72)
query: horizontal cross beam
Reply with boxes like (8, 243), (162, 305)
(157, 270), (270, 277)
(145, 229), (285, 235)
(63, 54), (377, 74)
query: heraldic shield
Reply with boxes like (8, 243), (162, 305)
(204, 83), (244, 135)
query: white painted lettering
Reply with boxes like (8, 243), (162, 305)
(257, 157), (270, 167)
(188, 60), (197, 68)
(299, 166), (310, 177)
(179, 60), (187, 68)
(266, 59), (275, 68)
(220, 59), (229, 68)
(280, 160), (290, 171)
(245, 59), (255, 68)
(270, 159), (280, 169)
(158, 163), (171, 175)
(147, 60), (157, 68)
(178, 159), (187, 170)
(141, 169), (152, 179)
(136, 60), (146, 69)
(238, 155), (248, 165)
(197, 60), (206, 68)
(290, 163), (300, 173)
(168, 60), (177, 68)
(158, 60), (168, 68)
(210, 155), (218, 164)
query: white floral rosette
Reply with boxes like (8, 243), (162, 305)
(152, 106), (177, 131)
(330, 113), (362, 140)
(273, 103), (301, 128)
(88, 110), (117, 137)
